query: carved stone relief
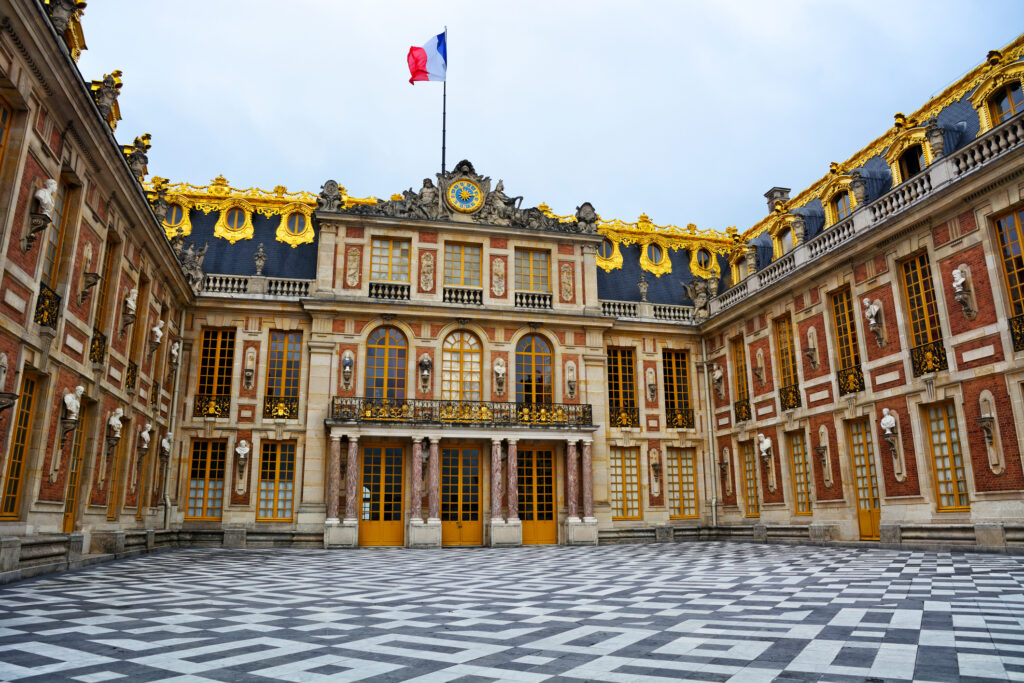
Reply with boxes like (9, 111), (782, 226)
(345, 246), (360, 288)
(648, 448), (662, 499)
(804, 326), (819, 370)
(721, 446), (733, 496)
(816, 424), (832, 488)
(978, 390), (1003, 474)
(491, 257), (506, 297)
(880, 408), (905, 482)
(559, 263), (574, 302)
(420, 251), (435, 292)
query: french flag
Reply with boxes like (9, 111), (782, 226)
(407, 31), (447, 84)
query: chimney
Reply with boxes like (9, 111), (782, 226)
(764, 187), (791, 213)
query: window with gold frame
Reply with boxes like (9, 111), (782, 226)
(926, 402), (969, 511)
(258, 441), (295, 521)
(789, 430), (812, 515)
(609, 446), (641, 520)
(731, 337), (749, 403)
(365, 326), (407, 400)
(443, 243), (482, 287)
(186, 439), (226, 520)
(370, 238), (410, 283)
(0, 375), (37, 519)
(832, 191), (853, 222)
(994, 207), (1024, 317)
(442, 330), (482, 401)
(774, 316), (800, 409)
(662, 349), (691, 426)
(988, 80), (1024, 126)
(740, 441), (759, 517)
(665, 447), (698, 519)
(265, 331), (302, 418)
(197, 328), (236, 398)
(40, 180), (71, 289)
(900, 252), (943, 347)
(515, 334), (552, 404)
(514, 249), (550, 292)
(830, 288), (861, 372)
(607, 347), (637, 417)
(92, 238), (118, 335)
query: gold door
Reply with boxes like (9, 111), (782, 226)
(441, 446), (482, 546)
(359, 444), (405, 546)
(518, 449), (557, 544)
(849, 420), (881, 540)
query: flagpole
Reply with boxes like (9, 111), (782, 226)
(441, 26), (447, 175)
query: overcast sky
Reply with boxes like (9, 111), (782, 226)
(76, 1), (1024, 232)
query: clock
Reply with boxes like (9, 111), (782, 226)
(446, 179), (484, 213)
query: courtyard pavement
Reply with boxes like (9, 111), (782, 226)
(0, 542), (1022, 682)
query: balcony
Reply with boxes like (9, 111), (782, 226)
(666, 407), (695, 429)
(264, 395), (299, 419)
(837, 366), (865, 396)
(200, 275), (313, 299)
(1011, 313), (1024, 352)
(443, 286), (483, 305)
(125, 361), (138, 395)
(515, 291), (553, 309)
(734, 398), (751, 423)
(910, 340), (948, 377)
(608, 405), (639, 429)
(368, 282), (410, 301)
(194, 394), (231, 418)
(33, 282), (61, 329)
(779, 383), (801, 411)
(89, 327), (107, 364)
(329, 397), (593, 428)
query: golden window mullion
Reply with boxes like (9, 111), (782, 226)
(997, 210), (1024, 316)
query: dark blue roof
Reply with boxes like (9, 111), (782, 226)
(596, 243), (731, 304)
(184, 208), (318, 279)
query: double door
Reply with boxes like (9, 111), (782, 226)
(441, 446), (482, 546)
(849, 421), (881, 540)
(359, 444), (405, 546)
(518, 449), (557, 544)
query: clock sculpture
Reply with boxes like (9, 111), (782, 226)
(446, 179), (484, 214)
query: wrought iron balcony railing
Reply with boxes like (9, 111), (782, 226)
(836, 366), (865, 396)
(194, 394), (231, 418)
(779, 383), (801, 411)
(89, 327), (107, 364)
(329, 397), (593, 428)
(910, 340), (948, 377)
(33, 282), (61, 329)
(125, 361), (138, 395)
(666, 407), (695, 429)
(1011, 313), (1024, 352)
(608, 405), (639, 428)
(734, 398), (751, 422)
(264, 395), (300, 419)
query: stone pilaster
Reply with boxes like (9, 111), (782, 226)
(567, 439), (598, 546)
(327, 435), (359, 548)
(506, 439), (519, 521)
(491, 438), (504, 522)
(344, 437), (359, 523)
(427, 437), (440, 522)
(411, 438), (423, 523)
(326, 436), (341, 522)
(566, 440), (579, 522)
(582, 439), (595, 521)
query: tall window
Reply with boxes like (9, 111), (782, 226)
(833, 191), (853, 223)
(515, 334), (552, 404)
(514, 249), (550, 292)
(62, 406), (88, 533)
(789, 431), (811, 515)
(93, 238), (118, 334)
(186, 440), (226, 520)
(989, 81), (1023, 126)
(444, 243), (482, 287)
(197, 328), (236, 400)
(0, 98), (11, 168)
(607, 347), (637, 420)
(901, 253), (943, 348)
(848, 419), (880, 525)
(995, 208), (1024, 317)
(832, 287), (863, 395)
(258, 441), (295, 521)
(927, 402), (969, 511)
(365, 326), (407, 400)
(128, 275), (150, 367)
(663, 350), (691, 427)
(442, 331), (481, 401)
(265, 331), (302, 418)
(370, 238), (410, 282)
(40, 180), (70, 289)
(731, 337), (749, 416)
(1, 376), (36, 519)
(666, 447), (698, 519)
(898, 145), (925, 182)
(775, 316), (800, 409)
(740, 441), (759, 517)
(609, 446), (641, 520)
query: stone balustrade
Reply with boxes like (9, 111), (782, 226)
(515, 291), (553, 309)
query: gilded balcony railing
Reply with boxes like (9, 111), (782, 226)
(666, 407), (695, 429)
(910, 340), (948, 377)
(151, 381), (160, 407)
(264, 395), (299, 419)
(608, 405), (639, 428)
(125, 361), (138, 395)
(1011, 313), (1024, 352)
(33, 282), (61, 329)
(329, 397), (593, 428)
(734, 398), (751, 423)
(194, 394), (231, 418)
(89, 327), (107, 364)
(779, 383), (801, 411)
(836, 366), (865, 396)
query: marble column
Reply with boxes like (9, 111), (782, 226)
(581, 439), (595, 520)
(566, 440), (579, 522)
(327, 436), (342, 522)
(427, 437), (440, 522)
(411, 438), (423, 523)
(491, 438), (504, 523)
(344, 437), (360, 522)
(506, 439), (519, 521)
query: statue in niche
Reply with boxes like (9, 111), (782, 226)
(63, 386), (85, 420)
(951, 266), (966, 293)
(493, 358), (506, 396)
(235, 439), (250, 470)
(418, 354), (432, 392)
(758, 433), (773, 459)
(0, 352), (8, 391)
(139, 423), (152, 449)
(863, 298), (880, 326)
(712, 363), (724, 398)
(341, 350), (354, 390)
(108, 407), (124, 438)
(169, 340), (180, 365)
(34, 179), (58, 219)
(124, 288), (138, 314)
(345, 246), (360, 287)
(161, 432), (173, 458)
(880, 408), (897, 435)
(645, 367), (657, 402)
(420, 252), (435, 291)
(151, 320), (165, 344)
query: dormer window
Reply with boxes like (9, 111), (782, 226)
(225, 208), (245, 230)
(166, 204), (185, 228)
(598, 239), (614, 259)
(285, 212), (306, 235)
(833, 191), (853, 222)
(898, 145), (925, 182)
(696, 248), (711, 270)
(646, 243), (664, 265)
(989, 81), (1023, 125)
(778, 227), (794, 255)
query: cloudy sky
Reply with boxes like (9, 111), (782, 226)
(76, 1), (1024, 232)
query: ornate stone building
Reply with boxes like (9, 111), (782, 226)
(2, 3), (1024, 576)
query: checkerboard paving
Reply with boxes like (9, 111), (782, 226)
(1, 542), (1023, 681)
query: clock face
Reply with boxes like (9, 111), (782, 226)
(446, 179), (484, 213)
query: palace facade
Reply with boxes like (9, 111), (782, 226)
(2, 2), (1024, 576)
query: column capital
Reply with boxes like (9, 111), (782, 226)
(566, 439), (578, 448)
(582, 438), (593, 446)
(492, 437), (503, 446)
(507, 438), (518, 446)
(330, 435), (342, 443)
(347, 435), (359, 445)
(427, 435), (441, 444)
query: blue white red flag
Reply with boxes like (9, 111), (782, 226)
(407, 31), (447, 84)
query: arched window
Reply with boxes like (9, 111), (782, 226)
(898, 145), (925, 182)
(364, 326), (407, 400)
(441, 331), (482, 401)
(516, 334), (553, 404)
(777, 227), (793, 255)
(989, 81), (1024, 126)
(833, 191), (853, 222)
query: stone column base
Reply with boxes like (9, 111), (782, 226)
(975, 522), (1006, 549)
(879, 523), (901, 545)
(809, 522), (839, 543)
(489, 519), (522, 547)
(91, 530), (126, 555)
(408, 520), (442, 548)
(223, 526), (246, 549)
(566, 519), (598, 546)
(324, 519), (358, 548)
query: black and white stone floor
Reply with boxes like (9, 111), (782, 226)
(0, 542), (1022, 681)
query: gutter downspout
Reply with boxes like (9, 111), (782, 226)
(701, 337), (719, 529)
(163, 307), (186, 530)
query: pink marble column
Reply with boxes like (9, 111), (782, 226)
(490, 438), (504, 523)
(344, 437), (360, 522)
(327, 436), (342, 521)
(427, 437), (440, 522)
(581, 439), (594, 520)
(506, 439), (519, 521)
(566, 440), (579, 521)
(411, 438), (423, 523)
